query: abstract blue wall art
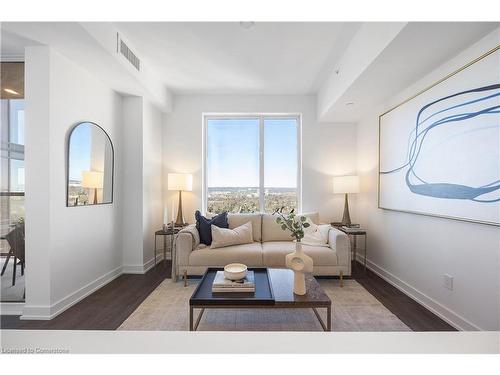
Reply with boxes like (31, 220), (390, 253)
(379, 46), (500, 226)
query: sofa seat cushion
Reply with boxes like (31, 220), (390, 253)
(262, 241), (337, 267)
(189, 242), (263, 267)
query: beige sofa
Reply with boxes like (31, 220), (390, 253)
(176, 212), (351, 280)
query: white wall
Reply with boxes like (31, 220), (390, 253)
(23, 47), (164, 319)
(24, 47), (52, 313)
(122, 96), (164, 272)
(122, 97), (144, 270)
(163, 95), (357, 224)
(142, 100), (163, 265)
(24, 46), (124, 319)
(356, 28), (500, 330)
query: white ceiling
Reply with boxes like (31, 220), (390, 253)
(115, 22), (361, 95)
(2, 22), (498, 116)
(1, 22), (173, 111)
(0, 30), (38, 59)
(320, 22), (499, 122)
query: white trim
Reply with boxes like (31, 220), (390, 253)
(202, 113), (302, 214)
(144, 253), (167, 273)
(21, 266), (123, 320)
(259, 116), (265, 213)
(18, 305), (51, 320)
(0, 56), (24, 62)
(201, 113), (207, 213)
(0, 302), (25, 315)
(122, 253), (165, 274)
(357, 254), (482, 331)
(15, 257), (165, 320)
(297, 113), (303, 213)
(122, 264), (147, 274)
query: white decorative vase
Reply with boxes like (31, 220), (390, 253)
(285, 241), (314, 295)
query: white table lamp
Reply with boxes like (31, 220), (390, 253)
(168, 173), (193, 226)
(82, 170), (104, 204)
(333, 175), (359, 227)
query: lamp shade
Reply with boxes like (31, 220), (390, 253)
(81, 171), (104, 189)
(168, 173), (193, 191)
(333, 175), (359, 194)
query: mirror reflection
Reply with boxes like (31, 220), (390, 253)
(67, 122), (113, 206)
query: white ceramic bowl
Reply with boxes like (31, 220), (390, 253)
(224, 263), (248, 281)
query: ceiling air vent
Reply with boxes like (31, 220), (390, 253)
(117, 33), (140, 71)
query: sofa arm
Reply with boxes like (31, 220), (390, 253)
(176, 224), (198, 266)
(176, 233), (194, 266)
(329, 228), (351, 266)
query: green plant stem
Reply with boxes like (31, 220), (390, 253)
(274, 210), (305, 241)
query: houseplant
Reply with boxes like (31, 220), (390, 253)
(274, 208), (314, 295)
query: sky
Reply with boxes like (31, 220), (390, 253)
(207, 117), (298, 188)
(69, 122), (91, 181)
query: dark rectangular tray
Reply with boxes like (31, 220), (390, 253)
(189, 268), (275, 306)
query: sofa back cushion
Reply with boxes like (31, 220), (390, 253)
(228, 213), (262, 242)
(211, 222), (254, 249)
(261, 212), (320, 242)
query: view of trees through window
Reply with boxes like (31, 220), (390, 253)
(206, 116), (299, 214)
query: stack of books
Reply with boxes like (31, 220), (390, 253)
(212, 271), (255, 293)
(341, 226), (364, 233)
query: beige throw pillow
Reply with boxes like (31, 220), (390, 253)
(211, 221), (254, 249)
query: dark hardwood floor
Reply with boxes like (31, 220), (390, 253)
(1, 260), (171, 330)
(1, 260), (455, 331)
(351, 262), (456, 331)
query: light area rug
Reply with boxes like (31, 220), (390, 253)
(119, 278), (411, 332)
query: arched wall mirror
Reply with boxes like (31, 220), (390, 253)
(66, 122), (114, 206)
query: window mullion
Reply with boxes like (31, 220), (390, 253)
(259, 116), (265, 213)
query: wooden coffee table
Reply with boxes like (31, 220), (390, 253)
(189, 268), (332, 331)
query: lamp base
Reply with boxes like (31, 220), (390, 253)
(341, 193), (352, 227)
(175, 190), (187, 227)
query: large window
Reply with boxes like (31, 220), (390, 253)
(204, 115), (300, 214)
(1, 99), (25, 253)
(1, 61), (25, 303)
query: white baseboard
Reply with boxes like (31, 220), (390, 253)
(19, 305), (52, 320)
(357, 254), (481, 331)
(122, 264), (147, 274)
(17, 254), (167, 320)
(0, 302), (25, 315)
(123, 253), (166, 274)
(21, 266), (123, 320)
(144, 253), (168, 273)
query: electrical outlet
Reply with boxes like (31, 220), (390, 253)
(443, 274), (454, 290)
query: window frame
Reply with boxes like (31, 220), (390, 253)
(202, 113), (302, 214)
(1, 98), (25, 245)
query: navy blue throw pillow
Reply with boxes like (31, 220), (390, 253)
(195, 210), (229, 245)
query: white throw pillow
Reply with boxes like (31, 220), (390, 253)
(300, 218), (329, 247)
(210, 221), (254, 249)
(318, 224), (331, 244)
